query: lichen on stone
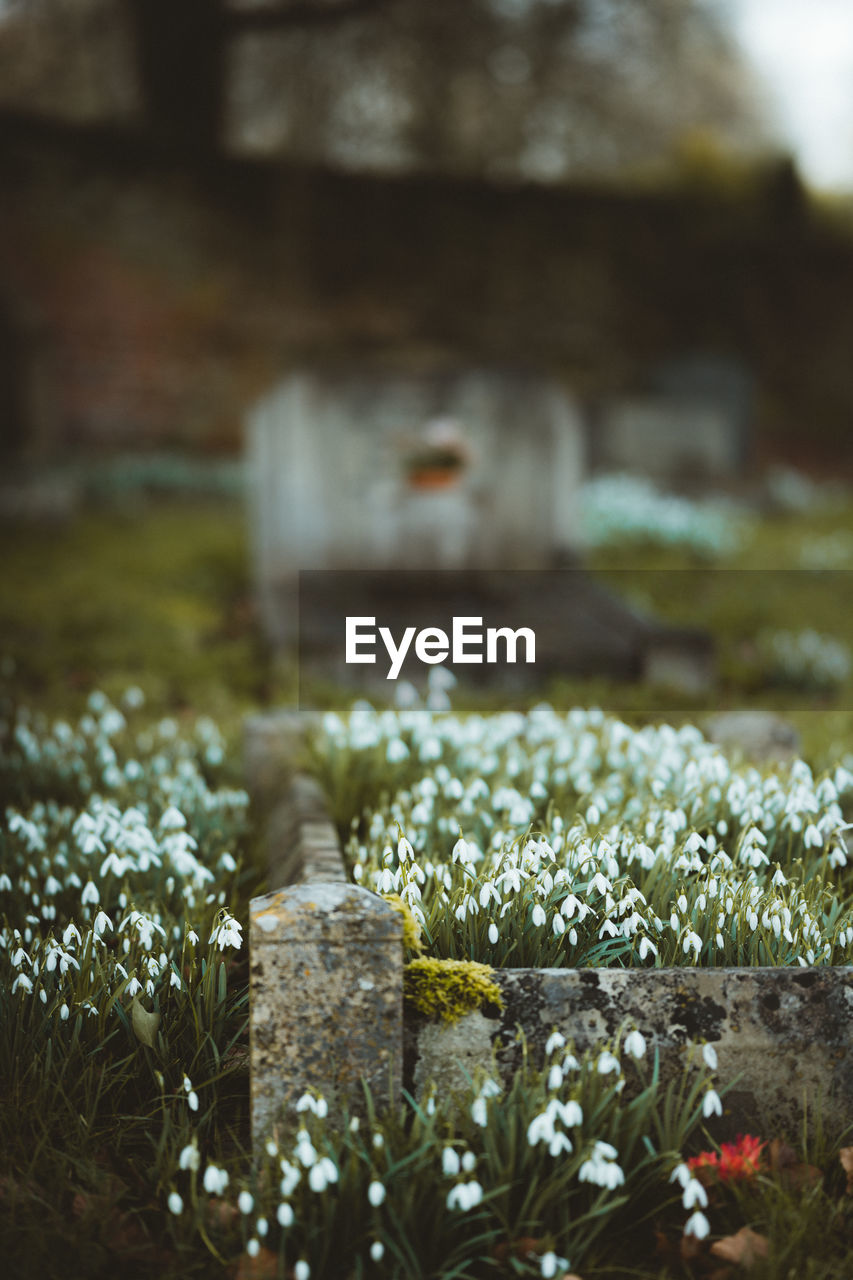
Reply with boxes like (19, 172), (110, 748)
(382, 894), (424, 955)
(404, 956), (503, 1024)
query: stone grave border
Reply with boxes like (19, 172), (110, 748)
(246, 711), (853, 1145)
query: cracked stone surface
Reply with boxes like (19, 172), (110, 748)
(250, 883), (402, 1141)
(411, 967), (853, 1139)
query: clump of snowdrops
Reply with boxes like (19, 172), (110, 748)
(317, 701), (853, 969)
(167, 1029), (722, 1279)
(0, 686), (253, 1276)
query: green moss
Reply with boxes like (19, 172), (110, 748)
(403, 956), (503, 1024)
(382, 894), (424, 955)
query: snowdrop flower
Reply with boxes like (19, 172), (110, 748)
(295, 1133), (318, 1168)
(296, 1093), (328, 1118)
(368, 1180), (386, 1207)
(540, 1252), (570, 1279)
(203, 1164), (229, 1195)
(246, 1239), (260, 1258)
(238, 1191), (254, 1214)
(208, 912), (243, 951)
(488, 922), (499, 945)
(684, 1211), (711, 1240)
(548, 1131), (573, 1157)
(370, 1241), (385, 1262)
(578, 1142), (625, 1190)
(308, 1157), (338, 1193)
(702, 1042), (718, 1070)
(168, 1191), (184, 1215)
(446, 1180), (484, 1211)
(596, 1050), (620, 1075)
(442, 1146), (461, 1178)
(670, 1162), (691, 1189)
(683, 930), (702, 958)
(702, 1088), (723, 1118)
(277, 1202), (294, 1228)
(279, 1161), (300, 1197)
(294, 1262), (310, 1280)
(682, 1177), (708, 1211)
(179, 1142), (200, 1171)
(545, 1031), (566, 1056)
(623, 1029), (647, 1059)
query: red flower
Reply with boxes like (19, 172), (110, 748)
(688, 1134), (764, 1184)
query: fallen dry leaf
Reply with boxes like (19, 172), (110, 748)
(711, 1227), (769, 1269)
(839, 1146), (853, 1193)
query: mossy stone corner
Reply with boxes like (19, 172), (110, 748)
(404, 956), (504, 1024)
(250, 882), (403, 1142)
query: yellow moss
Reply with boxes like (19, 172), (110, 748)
(382, 894), (424, 955)
(404, 956), (503, 1024)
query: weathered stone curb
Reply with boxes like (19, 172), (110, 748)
(250, 882), (402, 1141)
(411, 966), (853, 1139)
(246, 712), (402, 1142)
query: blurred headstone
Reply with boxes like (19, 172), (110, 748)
(246, 364), (586, 643)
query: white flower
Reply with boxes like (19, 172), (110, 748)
(208, 912), (243, 951)
(684, 1210), (711, 1240)
(532, 903), (547, 928)
(446, 1180), (484, 1211)
(179, 1143), (200, 1171)
(188, 1091), (199, 1112)
(548, 1131), (573, 1157)
(624, 1029), (647, 1060)
(702, 1042), (718, 1070)
(442, 1147), (461, 1178)
(471, 1097), (488, 1127)
(238, 1191), (254, 1214)
(367, 1180), (386, 1207)
(488, 922), (499, 945)
(246, 1239), (260, 1258)
(545, 1031), (566, 1056)
(308, 1157), (338, 1193)
(702, 1088), (723, 1118)
(81, 881), (100, 905)
(540, 1252), (568, 1279)
(596, 1050), (620, 1075)
(277, 1202), (294, 1227)
(670, 1162), (691, 1188)
(578, 1143), (625, 1190)
(294, 1262), (310, 1280)
(93, 910), (113, 937)
(682, 1178), (708, 1210)
(370, 1240), (385, 1262)
(168, 1191), (184, 1215)
(203, 1164), (229, 1195)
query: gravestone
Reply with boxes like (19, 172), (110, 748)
(246, 363), (586, 644)
(246, 360), (713, 692)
